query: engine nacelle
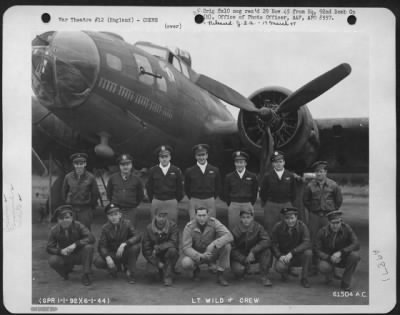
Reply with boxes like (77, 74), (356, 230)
(238, 87), (320, 171)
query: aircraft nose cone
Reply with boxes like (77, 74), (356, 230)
(32, 31), (100, 109)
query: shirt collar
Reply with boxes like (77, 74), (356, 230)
(274, 169), (285, 179)
(236, 168), (246, 178)
(159, 163), (171, 171)
(197, 162), (208, 170)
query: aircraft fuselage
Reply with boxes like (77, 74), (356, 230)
(32, 31), (237, 168)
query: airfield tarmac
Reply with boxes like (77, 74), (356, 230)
(32, 193), (369, 306)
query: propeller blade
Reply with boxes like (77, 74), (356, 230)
(276, 63), (352, 114)
(258, 128), (274, 183)
(194, 73), (260, 112)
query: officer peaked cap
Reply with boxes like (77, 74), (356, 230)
(70, 153), (88, 163)
(155, 145), (173, 156)
(232, 151), (249, 161)
(105, 203), (121, 214)
(117, 154), (133, 164)
(271, 150), (285, 162)
(326, 210), (343, 221)
(192, 144), (209, 155)
(280, 207), (298, 216)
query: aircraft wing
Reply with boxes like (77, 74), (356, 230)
(315, 117), (369, 173)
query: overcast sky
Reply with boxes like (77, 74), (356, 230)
(119, 30), (369, 119)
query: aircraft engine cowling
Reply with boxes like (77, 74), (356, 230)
(238, 87), (320, 171)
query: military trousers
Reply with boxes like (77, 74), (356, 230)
(318, 251), (361, 287)
(275, 249), (312, 280)
(308, 210), (329, 266)
(120, 207), (138, 227)
(48, 244), (94, 277)
(93, 244), (140, 274)
(72, 205), (94, 230)
(231, 248), (272, 277)
(181, 244), (231, 272)
(145, 247), (179, 277)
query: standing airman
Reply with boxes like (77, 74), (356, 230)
(184, 144), (221, 219)
(62, 153), (99, 230)
(106, 153), (144, 226)
(303, 161), (343, 273)
(259, 150), (296, 234)
(223, 151), (258, 229)
(146, 145), (184, 223)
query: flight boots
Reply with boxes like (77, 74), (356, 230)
(163, 263), (173, 286)
(216, 270), (229, 286)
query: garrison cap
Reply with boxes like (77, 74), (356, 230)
(104, 203), (121, 214)
(326, 210), (343, 221)
(155, 145), (173, 157)
(53, 205), (73, 219)
(70, 152), (88, 163)
(312, 160), (328, 171)
(154, 206), (169, 215)
(280, 207), (298, 216)
(232, 150), (249, 161)
(117, 153), (133, 164)
(271, 150), (285, 162)
(240, 207), (254, 217)
(192, 144), (209, 155)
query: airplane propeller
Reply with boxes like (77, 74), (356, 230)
(276, 63), (352, 114)
(257, 63), (351, 176)
(193, 73), (260, 112)
(194, 63), (351, 176)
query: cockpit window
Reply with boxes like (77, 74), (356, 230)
(180, 61), (190, 78)
(133, 53), (154, 86)
(32, 31), (100, 108)
(135, 43), (169, 60)
(106, 53), (122, 71)
(172, 56), (182, 73)
(32, 49), (56, 104)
